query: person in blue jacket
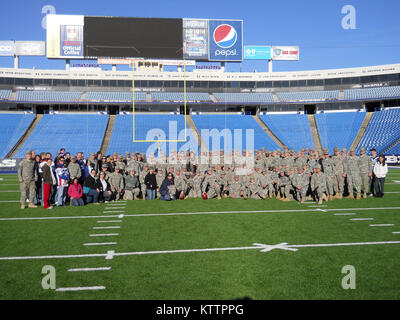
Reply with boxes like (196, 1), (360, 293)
(159, 172), (175, 201)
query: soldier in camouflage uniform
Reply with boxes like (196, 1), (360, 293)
(18, 151), (38, 209)
(331, 147), (347, 199)
(191, 171), (203, 198)
(248, 177), (267, 199)
(259, 169), (274, 198)
(109, 166), (124, 201)
(139, 165), (149, 200)
(155, 169), (166, 198)
(345, 149), (362, 199)
(278, 171), (291, 201)
(116, 155), (126, 175)
(358, 147), (373, 198)
(228, 175), (247, 199)
(201, 170), (221, 199)
(174, 170), (187, 199)
(97, 164), (111, 181)
(310, 164), (328, 204)
(124, 170), (140, 200)
(292, 167), (309, 203)
(68, 156), (82, 181)
(321, 149), (336, 200)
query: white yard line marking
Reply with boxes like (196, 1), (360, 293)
(118, 214), (124, 219)
(93, 226), (120, 230)
(0, 190), (19, 192)
(106, 250), (115, 260)
(56, 286), (105, 292)
(334, 213), (356, 216)
(1, 206), (400, 222)
(308, 205), (327, 207)
(350, 218), (374, 221)
(96, 220), (122, 223)
(68, 267), (111, 272)
(103, 211), (125, 213)
(83, 242), (117, 246)
(392, 232), (400, 234)
(370, 224), (395, 227)
(89, 233), (119, 237)
(385, 192), (400, 194)
(2, 241), (400, 261)
(105, 207), (126, 209)
(0, 200), (19, 203)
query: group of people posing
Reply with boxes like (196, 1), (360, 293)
(17, 146), (388, 209)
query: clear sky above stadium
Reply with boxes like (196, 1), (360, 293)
(0, 0), (399, 72)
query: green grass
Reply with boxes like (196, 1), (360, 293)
(0, 172), (400, 299)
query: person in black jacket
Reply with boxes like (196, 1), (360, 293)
(98, 171), (112, 203)
(145, 167), (157, 200)
(83, 169), (100, 205)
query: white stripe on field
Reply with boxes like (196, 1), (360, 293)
(334, 213), (356, 216)
(93, 226), (120, 230)
(83, 242), (117, 246)
(56, 286), (105, 292)
(0, 200), (19, 203)
(385, 192), (400, 194)
(96, 220), (122, 223)
(103, 211), (125, 213)
(68, 267), (111, 272)
(1, 206), (400, 222)
(370, 224), (395, 227)
(89, 233), (119, 237)
(2, 240), (400, 261)
(392, 232), (400, 234)
(350, 218), (374, 221)
(0, 190), (19, 192)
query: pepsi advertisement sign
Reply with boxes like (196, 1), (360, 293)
(208, 20), (243, 62)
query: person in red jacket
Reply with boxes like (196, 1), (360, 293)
(68, 178), (84, 206)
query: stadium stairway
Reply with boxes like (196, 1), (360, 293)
(209, 93), (218, 103)
(187, 115), (209, 153)
(6, 114), (42, 158)
(308, 114), (323, 152)
(253, 115), (286, 149)
(101, 115), (116, 155)
(350, 112), (374, 151)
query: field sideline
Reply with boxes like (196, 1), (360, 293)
(0, 171), (400, 300)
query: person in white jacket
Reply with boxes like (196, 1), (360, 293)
(373, 155), (388, 198)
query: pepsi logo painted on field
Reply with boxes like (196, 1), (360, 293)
(213, 24), (237, 48)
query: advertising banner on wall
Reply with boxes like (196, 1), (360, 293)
(244, 45), (271, 60)
(0, 41), (15, 56)
(208, 19), (243, 62)
(183, 19), (209, 60)
(60, 25), (83, 57)
(14, 41), (45, 56)
(271, 46), (299, 60)
(46, 14), (84, 59)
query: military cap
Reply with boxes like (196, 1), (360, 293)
(323, 149), (329, 155)
(90, 152), (95, 156)
(102, 164), (108, 168)
(71, 155), (76, 159)
(360, 147), (366, 152)
(315, 164), (321, 169)
(333, 147), (339, 152)
(342, 148), (347, 152)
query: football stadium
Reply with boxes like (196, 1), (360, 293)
(0, 1), (400, 305)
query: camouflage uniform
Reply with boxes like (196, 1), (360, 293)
(124, 174), (140, 200)
(346, 152), (362, 198)
(109, 170), (124, 200)
(18, 157), (38, 207)
(358, 147), (373, 198)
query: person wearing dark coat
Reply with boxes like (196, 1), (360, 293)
(159, 172), (174, 201)
(144, 168), (157, 200)
(83, 169), (100, 205)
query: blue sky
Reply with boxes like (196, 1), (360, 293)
(0, 0), (399, 72)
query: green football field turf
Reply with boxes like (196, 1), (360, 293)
(0, 171), (400, 300)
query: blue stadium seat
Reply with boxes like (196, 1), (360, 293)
(315, 111), (365, 154)
(344, 86), (400, 100)
(0, 90), (11, 100)
(259, 114), (315, 150)
(151, 92), (211, 102)
(15, 90), (82, 102)
(107, 114), (198, 156)
(15, 114), (109, 157)
(192, 114), (280, 152)
(277, 90), (339, 102)
(0, 113), (35, 158)
(212, 92), (274, 103)
(385, 142), (400, 155)
(357, 108), (400, 154)
(82, 91), (146, 102)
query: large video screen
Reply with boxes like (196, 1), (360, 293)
(83, 17), (183, 59)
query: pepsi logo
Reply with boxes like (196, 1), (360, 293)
(213, 24), (237, 49)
